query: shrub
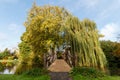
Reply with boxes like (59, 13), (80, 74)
(70, 67), (106, 78)
(22, 68), (48, 77)
(0, 63), (5, 72)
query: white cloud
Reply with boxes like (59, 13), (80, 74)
(100, 23), (120, 41)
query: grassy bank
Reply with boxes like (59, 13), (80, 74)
(73, 75), (120, 80)
(0, 74), (120, 80)
(0, 74), (50, 80)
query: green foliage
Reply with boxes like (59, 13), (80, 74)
(15, 42), (33, 74)
(64, 16), (107, 71)
(100, 40), (120, 75)
(73, 75), (120, 80)
(15, 53), (34, 74)
(0, 48), (16, 70)
(0, 48), (11, 59)
(70, 67), (105, 78)
(0, 74), (119, 80)
(0, 63), (4, 72)
(18, 3), (107, 73)
(18, 41), (31, 55)
(0, 48), (16, 60)
(113, 43), (120, 57)
(22, 5), (69, 54)
(0, 74), (50, 80)
(19, 4), (69, 69)
(100, 41), (115, 66)
(22, 68), (48, 77)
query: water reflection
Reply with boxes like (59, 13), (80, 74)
(0, 69), (13, 74)
(0, 66), (16, 74)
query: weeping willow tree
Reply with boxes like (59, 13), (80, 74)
(64, 16), (107, 71)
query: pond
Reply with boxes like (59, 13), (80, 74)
(0, 68), (14, 74)
(0, 60), (17, 74)
(0, 66), (16, 74)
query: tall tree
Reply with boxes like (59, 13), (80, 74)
(0, 48), (11, 59)
(64, 16), (107, 71)
(100, 40), (120, 75)
(21, 4), (69, 67)
(117, 34), (120, 42)
(15, 41), (33, 74)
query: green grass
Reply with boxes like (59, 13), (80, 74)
(0, 74), (50, 80)
(73, 75), (120, 80)
(0, 74), (120, 80)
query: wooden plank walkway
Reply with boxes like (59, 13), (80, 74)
(48, 59), (72, 80)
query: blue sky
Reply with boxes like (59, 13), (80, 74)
(0, 0), (120, 51)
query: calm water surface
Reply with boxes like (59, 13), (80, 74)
(0, 69), (14, 74)
(0, 66), (16, 74)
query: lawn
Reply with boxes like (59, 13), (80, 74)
(73, 75), (120, 80)
(0, 74), (50, 80)
(0, 74), (120, 80)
